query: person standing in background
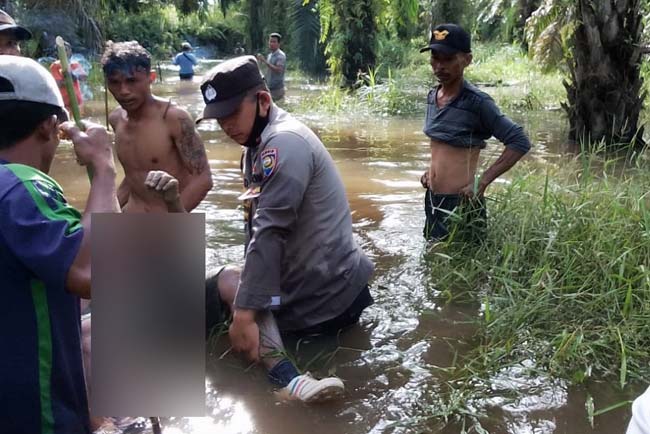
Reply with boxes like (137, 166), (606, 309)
(234, 41), (245, 56)
(256, 33), (286, 100)
(173, 41), (198, 81)
(50, 41), (87, 112)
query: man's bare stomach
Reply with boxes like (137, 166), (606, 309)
(122, 170), (190, 213)
(122, 193), (168, 213)
(429, 140), (480, 194)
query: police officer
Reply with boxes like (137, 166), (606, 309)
(199, 56), (374, 402)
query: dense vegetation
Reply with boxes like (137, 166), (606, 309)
(7, 0), (650, 147)
(4, 0), (650, 428)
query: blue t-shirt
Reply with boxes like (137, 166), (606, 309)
(173, 52), (198, 75)
(0, 161), (89, 434)
(423, 79), (531, 154)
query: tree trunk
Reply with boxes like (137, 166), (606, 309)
(291, 0), (327, 75)
(518, 0), (540, 30)
(564, 0), (645, 147)
(179, 0), (200, 15)
(264, 0), (290, 49)
(248, 0), (264, 52)
(517, 0), (540, 45)
(334, 0), (377, 85)
(431, 0), (466, 26)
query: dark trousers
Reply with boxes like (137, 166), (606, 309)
(179, 73), (194, 80)
(423, 190), (487, 242)
(205, 267), (372, 338)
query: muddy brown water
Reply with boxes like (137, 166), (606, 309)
(50, 62), (641, 433)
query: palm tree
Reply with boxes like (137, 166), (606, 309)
(392, 0), (418, 40)
(430, 0), (468, 25)
(527, 0), (645, 147)
(13, 0), (104, 53)
(290, 0), (326, 74)
(321, 0), (378, 84)
(567, 0), (645, 146)
(246, 0), (265, 51)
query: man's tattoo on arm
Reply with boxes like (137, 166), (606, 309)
(179, 116), (208, 174)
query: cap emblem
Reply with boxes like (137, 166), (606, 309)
(434, 30), (449, 40)
(204, 84), (217, 102)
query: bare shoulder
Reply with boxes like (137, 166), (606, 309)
(165, 105), (201, 141)
(165, 104), (195, 126)
(166, 104), (207, 173)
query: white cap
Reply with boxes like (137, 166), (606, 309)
(0, 56), (67, 119)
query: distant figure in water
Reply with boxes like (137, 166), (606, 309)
(419, 23), (531, 242)
(50, 41), (87, 113)
(256, 32), (286, 100)
(173, 41), (198, 81)
(233, 41), (245, 56)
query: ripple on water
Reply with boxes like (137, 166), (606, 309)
(64, 73), (622, 434)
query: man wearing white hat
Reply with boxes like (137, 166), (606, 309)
(0, 56), (119, 434)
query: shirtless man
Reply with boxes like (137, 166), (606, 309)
(84, 41), (212, 432)
(419, 24), (531, 241)
(102, 41), (212, 213)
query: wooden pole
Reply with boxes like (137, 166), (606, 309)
(55, 37), (82, 128)
(56, 36), (93, 181)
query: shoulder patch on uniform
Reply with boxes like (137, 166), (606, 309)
(260, 148), (278, 179)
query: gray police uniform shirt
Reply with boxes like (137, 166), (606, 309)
(236, 106), (374, 331)
(423, 79), (531, 154)
(266, 49), (286, 91)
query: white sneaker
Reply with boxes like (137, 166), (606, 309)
(92, 421), (122, 434)
(280, 373), (345, 403)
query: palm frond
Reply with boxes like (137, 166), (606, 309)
(525, 0), (575, 71)
(290, 0), (325, 73)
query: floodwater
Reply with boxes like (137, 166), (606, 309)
(51, 61), (641, 433)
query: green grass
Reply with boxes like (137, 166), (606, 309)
(409, 146), (650, 429)
(289, 42), (566, 117)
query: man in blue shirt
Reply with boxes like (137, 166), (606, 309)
(419, 23), (531, 241)
(0, 56), (120, 433)
(173, 41), (198, 81)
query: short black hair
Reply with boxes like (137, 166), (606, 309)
(0, 100), (61, 149)
(246, 82), (270, 100)
(269, 33), (282, 42)
(101, 40), (151, 76)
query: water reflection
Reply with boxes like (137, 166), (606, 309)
(52, 64), (637, 433)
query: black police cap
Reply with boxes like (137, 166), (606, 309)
(197, 55), (265, 122)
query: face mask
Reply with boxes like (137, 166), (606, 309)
(243, 94), (270, 148)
